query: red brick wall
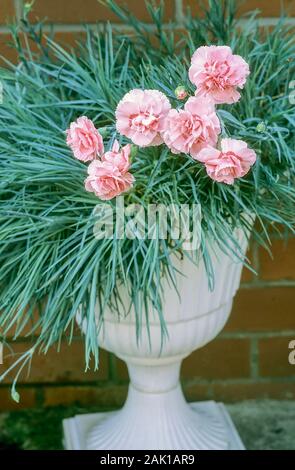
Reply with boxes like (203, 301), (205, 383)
(0, 0), (295, 410)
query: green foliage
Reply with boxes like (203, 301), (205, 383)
(0, 1), (294, 392)
(0, 405), (108, 450)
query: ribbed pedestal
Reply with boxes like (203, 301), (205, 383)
(63, 359), (244, 450)
(87, 385), (230, 450)
(63, 398), (245, 450)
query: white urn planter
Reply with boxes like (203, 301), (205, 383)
(64, 228), (249, 450)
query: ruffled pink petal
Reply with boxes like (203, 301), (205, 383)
(115, 89), (171, 147)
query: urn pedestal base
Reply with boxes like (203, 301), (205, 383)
(63, 358), (245, 450)
(63, 400), (245, 450)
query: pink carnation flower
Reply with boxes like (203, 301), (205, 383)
(115, 89), (171, 147)
(189, 46), (250, 104)
(101, 139), (131, 173)
(66, 116), (104, 162)
(162, 96), (221, 159)
(85, 140), (134, 200)
(197, 138), (256, 185)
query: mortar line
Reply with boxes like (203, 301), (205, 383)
(35, 386), (44, 407)
(14, 0), (23, 23)
(108, 353), (118, 382)
(0, 17), (293, 35)
(183, 376), (295, 386)
(251, 239), (260, 284)
(241, 279), (295, 288)
(220, 330), (295, 340)
(250, 337), (259, 379)
(174, 0), (184, 25)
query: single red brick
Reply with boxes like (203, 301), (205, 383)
(183, 383), (211, 402)
(225, 287), (295, 332)
(0, 34), (18, 63)
(241, 244), (256, 283)
(0, 1), (15, 24)
(116, 358), (129, 381)
(212, 381), (295, 402)
(4, 307), (42, 339)
(259, 238), (295, 281)
(43, 384), (127, 407)
(182, 338), (250, 379)
(258, 336), (295, 378)
(241, 266), (254, 283)
(0, 387), (36, 410)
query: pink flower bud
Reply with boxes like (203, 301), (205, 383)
(175, 86), (188, 100)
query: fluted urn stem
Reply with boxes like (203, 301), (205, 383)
(126, 355), (183, 393)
